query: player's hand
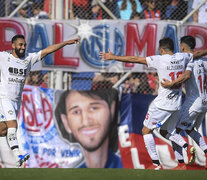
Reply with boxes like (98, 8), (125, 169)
(99, 49), (114, 61)
(69, 38), (80, 45)
(161, 78), (173, 88)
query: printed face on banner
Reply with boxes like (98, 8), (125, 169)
(62, 91), (113, 151)
(55, 89), (123, 168)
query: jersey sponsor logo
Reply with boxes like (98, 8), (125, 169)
(8, 77), (25, 84)
(8, 67), (27, 76)
(8, 110), (14, 115)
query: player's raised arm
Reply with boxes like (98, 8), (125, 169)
(161, 70), (191, 88)
(41, 38), (80, 59)
(99, 49), (147, 64)
(193, 49), (207, 59)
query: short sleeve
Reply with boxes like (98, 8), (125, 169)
(29, 51), (42, 65)
(146, 55), (160, 69)
(186, 61), (194, 71)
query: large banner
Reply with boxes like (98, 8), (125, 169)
(0, 86), (206, 169)
(1, 18), (207, 72)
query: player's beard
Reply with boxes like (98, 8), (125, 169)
(15, 48), (25, 58)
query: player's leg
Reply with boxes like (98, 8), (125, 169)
(186, 112), (207, 152)
(163, 103), (190, 150)
(0, 121), (18, 167)
(186, 112), (207, 168)
(0, 99), (29, 167)
(142, 102), (172, 169)
(0, 121), (7, 136)
(166, 100), (195, 151)
(142, 126), (161, 169)
(175, 108), (202, 164)
(159, 112), (186, 169)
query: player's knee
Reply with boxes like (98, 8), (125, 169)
(185, 128), (193, 135)
(176, 128), (181, 134)
(160, 129), (167, 138)
(0, 122), (7, 136)
(5, 120), (17, 128)
(142, 126), (152, 135)
(0, 129), (7, 136)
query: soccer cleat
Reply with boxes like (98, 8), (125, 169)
(16, 153), (30, 167)
(171, 163), (187, 170)
(147, 164), (162, 170)
(187, 145), (196, 165)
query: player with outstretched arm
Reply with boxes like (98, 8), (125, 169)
(0, 34), (80, 167)
(100, 37), (193, 169)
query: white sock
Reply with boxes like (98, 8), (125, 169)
(189, 130), (207, 152)
(143, 134), (159, 161)
(7, 128), (20, 162)
(169, 133), (187, 149)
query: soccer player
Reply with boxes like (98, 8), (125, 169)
(161, 35), (207, 170)
(100, 37), (193, 169)
(0, 34), (80, 167)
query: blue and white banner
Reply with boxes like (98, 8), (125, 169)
(1, 18), (207, 72)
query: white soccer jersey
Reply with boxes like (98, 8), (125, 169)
(184, 58), (207, 111)
(0, 51), (42, 101)
(146, 52), (193, 111)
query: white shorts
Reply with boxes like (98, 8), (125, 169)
(177, 98), (207, 131)
(0, 98), (20, 122)
(143, 101), (179, 133)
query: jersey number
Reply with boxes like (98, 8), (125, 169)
(169, 71), (183, 89)
(198, 75), (207, 93)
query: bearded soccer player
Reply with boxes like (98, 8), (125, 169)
(0, 34), (80, 167)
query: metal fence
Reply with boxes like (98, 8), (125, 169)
(1, 0), (207, 95)
(27, 71), (159, 95)
(1, 0), (203, 21)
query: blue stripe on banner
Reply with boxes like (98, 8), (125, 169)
(120, 93), (155, 135)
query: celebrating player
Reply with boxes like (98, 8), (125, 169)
(161, 36), (207, 170)
(100, 37), (193, 169)
(0, 34), (80, 167)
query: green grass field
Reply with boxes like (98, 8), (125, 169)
(0, 169), (207, 180)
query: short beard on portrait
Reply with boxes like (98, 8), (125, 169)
(15, 48), (25, 58)
(79, 116), (112, 152)
(81, 131), (109, 152)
